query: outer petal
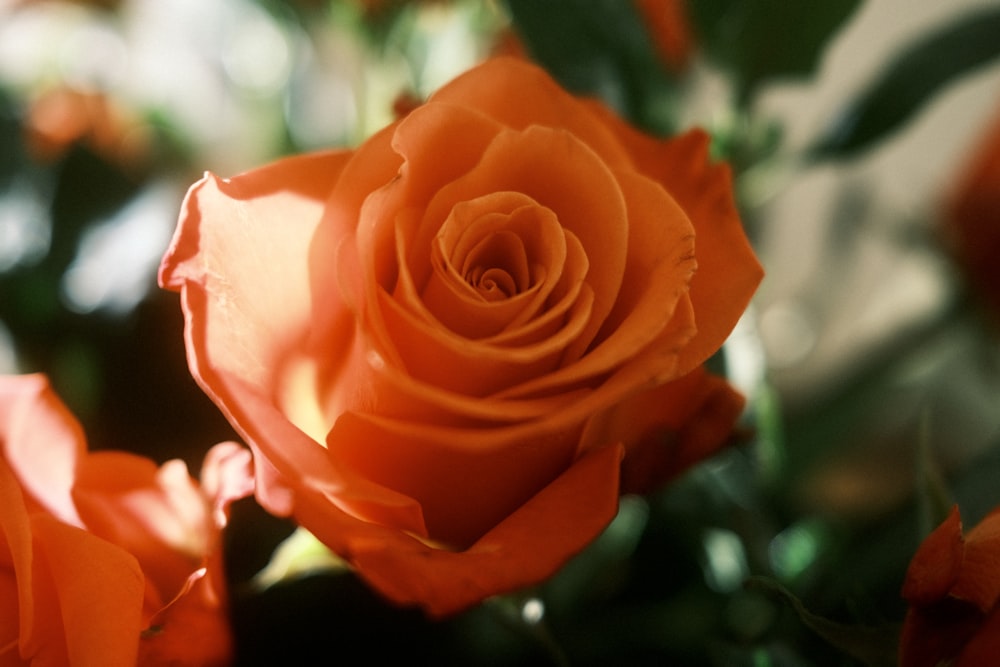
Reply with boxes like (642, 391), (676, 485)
(33, 516), (144, 667)
(296, 442), (624, 618)
(327, 411), (582, 547)
(2, 433), (144, 667)
(428, 58), (635, 170)
(583, 366), (747, 495)
(73, 453), (206, 607)
(135, 443), (253, 667)
(157, 151), (426, 533)
(584, 110), (764, 373)
(901, 505), (965, 606)
(158, 150), (352, 393)
(952, 506), (1000, 612)
(0, 374), (85, 525)
(900, 506), (1000, 667)
(138, 568), (231, 667)
(944, 103), (1000, 320)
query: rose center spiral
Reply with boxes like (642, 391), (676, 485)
(461, 230), (530, 301)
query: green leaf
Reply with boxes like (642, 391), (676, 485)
(745, 576), (900, 667)
(689, 0), (862, 102)
(811, 7), (1000, 159)
(503, 0), (673, 130)
(252, 527), (348, 591)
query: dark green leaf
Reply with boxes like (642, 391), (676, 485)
(745, 576), (901, 667)
(689, 0), (862, 102)
(811, 7), (1000, 159)
(503, 0), (675, 131)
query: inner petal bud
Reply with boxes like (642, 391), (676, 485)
(462, 230), (529, 301)
(420, 192), (568, 339)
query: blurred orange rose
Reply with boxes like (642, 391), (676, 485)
(943, 105), (1000, 324)
(159, 57), (761, 616)
(634, 0), (694, 74)
(0, 373), (252, 666)
(900, 505), (1000, 667)
(24, 86), (149, 168)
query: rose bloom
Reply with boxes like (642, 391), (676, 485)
(900, 505), (1000, 667)
(160, 56), (762, 616)
(943, 104), (1000, 324)
(0, 373), (253, 666)
(634, 0), (694, 74)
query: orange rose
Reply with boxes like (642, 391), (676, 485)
(943, 104), (1000, 324)
(634, 0), (694, 74)
(900, 505), (1000, 667)
(0, 373), (253, 666)
(159, 57), (762, 616)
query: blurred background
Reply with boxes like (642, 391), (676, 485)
(2, 0), (1000, 665)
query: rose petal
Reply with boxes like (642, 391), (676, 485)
(902, 505), (966, 606)
(32, 515), (144, 667)
(327, 410), (584, 547)
(0, 374), (84, 525)
(418, 125), (629, 356)
(951, 506), (1000, 612)
(584, 113), (764, 373)
(582, 366), (746, 494)
(297, 442), (623, 617)
(158, 151), (428, 535)
(159, 150), (351, 391)
(496, 168), (697, 399)
(138, 567), (231, 667)
(73, 453), (207, 606)
(429, 58), (634, 171)
(417, 194), (568, 338)
(1, 448), (44, 660)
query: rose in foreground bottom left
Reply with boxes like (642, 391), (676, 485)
(0, 373), (254, 667)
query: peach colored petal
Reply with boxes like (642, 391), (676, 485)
(311, 123), (400, 331)
(199, 441), (255, 531)
(138, 567), (231, 667)
(298, 442), (623, 617)
(302, 343), (589, 428)
(376, 284), (590, 396)
(159, 150), (350, 392)
(583, 112), (764, 373)
(496, 168), (697, 399)
(327, 410), (583, 547)
(428, 58), (634, 171)
(220, 369), (428, 537)
(417, 125), (629, 356)
(0, 450), (41, 662)
(392, 207), (593, 357)
(1, 570), (19, 661)
(0, 374), (84, 525)
(32, 515), (144, 667)
(416, 194), (568, 338)
(158, 151), (428, 534)
(73, 452), (206, 604)
(651, 132), (762, 374)
(582, 366), (746, 494)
